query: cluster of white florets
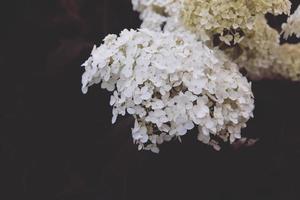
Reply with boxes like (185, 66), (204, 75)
(82, 29), (254, 152)
(282, 5), (300, 39)
(132, 0), (184, 32)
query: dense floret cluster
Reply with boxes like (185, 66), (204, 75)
(182, 0), (290, 44)
(82, 29), (254, 152)
(82, 0), (300, 152)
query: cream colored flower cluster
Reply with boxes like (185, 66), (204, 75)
(181, 0), (291, 44)
(229, 13), (300, 81)
(231, 16), (280, 80)
(282, 5), (300, 39)
(82, 29), (254, 152)
(273, 44), (300, 81)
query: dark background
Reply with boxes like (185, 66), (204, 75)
(1, 0), (300, 200)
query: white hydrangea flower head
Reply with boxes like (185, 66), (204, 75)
(282, 5), (300, 39)
(82, 29), (254, 152)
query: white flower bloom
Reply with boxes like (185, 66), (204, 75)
(82, 29), (254, 152)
